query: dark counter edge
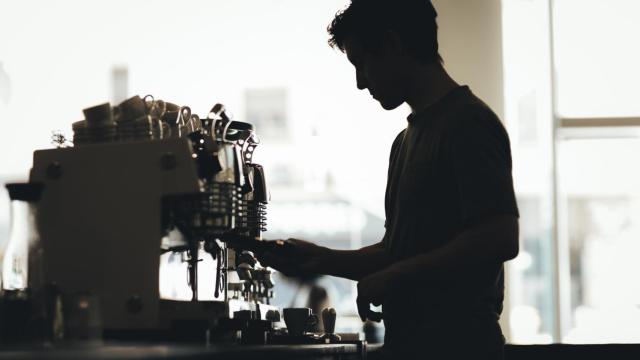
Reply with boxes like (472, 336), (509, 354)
(0, 343), (364, 360)
(368, 343), (640, 359)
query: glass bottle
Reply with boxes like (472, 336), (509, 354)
(2, 183), (44, 291)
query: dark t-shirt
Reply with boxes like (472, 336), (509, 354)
(381, 86), (519, 351)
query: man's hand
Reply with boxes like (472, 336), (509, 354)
(356, 267), (398, 322)
(256, 238), (330, 277)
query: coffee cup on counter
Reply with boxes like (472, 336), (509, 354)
(283, 307), (317, 336)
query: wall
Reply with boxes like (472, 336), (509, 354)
(433, 0), (505, 120)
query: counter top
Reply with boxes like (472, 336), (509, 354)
(0, 342), (366, 360)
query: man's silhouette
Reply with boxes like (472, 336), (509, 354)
(259, 0), (519, 358)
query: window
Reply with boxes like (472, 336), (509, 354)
(504, 0), (640, 343)
(245, 88), (289, 141)
(554, 0), (640, 343)
(554, 0), (640, 119)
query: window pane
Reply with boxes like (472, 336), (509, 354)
(558, 138), (640, 343)
(502, 0), (556, 343)
(554, 0), (640, 118)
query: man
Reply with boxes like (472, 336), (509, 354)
(259, 0), (519, 358)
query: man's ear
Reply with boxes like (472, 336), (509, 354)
(380, 30), (404, 56)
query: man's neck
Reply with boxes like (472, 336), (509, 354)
(406, 63), (460, 115)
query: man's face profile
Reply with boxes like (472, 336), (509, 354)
(344, 34), (407, 111)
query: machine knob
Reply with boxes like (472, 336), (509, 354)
(237, 263), (253, 280)
(265, 309), (281, 322)
(238, 251), (257, 267)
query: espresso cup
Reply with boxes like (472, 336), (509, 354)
(83, 102), (113, 125)
(162, 110), (180, 124)
(283, 307), (317, 336)
(117, 95), (147, 122)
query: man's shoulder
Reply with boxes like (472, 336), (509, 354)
(392, 129), (406, 144)
(444, 93), (508, 141)
(389, 129), (407, 158)
(447, 92), (501, 127)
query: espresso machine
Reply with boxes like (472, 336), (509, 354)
(27, 96), (279, 342)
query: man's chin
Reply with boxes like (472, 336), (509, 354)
(378, 99), (403, 111)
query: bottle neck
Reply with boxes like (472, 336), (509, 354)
(9, 200), (34, 241)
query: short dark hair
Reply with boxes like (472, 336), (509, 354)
(327, 0), (442, 64)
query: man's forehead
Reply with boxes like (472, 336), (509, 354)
(344, 35), (364, 63)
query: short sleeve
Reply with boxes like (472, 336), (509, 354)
(387, 129), (406, 179)
(383, 130), (406, 248)
(451, 109), (519, 227)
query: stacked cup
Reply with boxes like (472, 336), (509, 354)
(116, 95), (154, 141)
(144, 97), (166, 140)
(161, 109), (180, 139)
(72, 95), (178, 146)
(73, 103), (117, 146)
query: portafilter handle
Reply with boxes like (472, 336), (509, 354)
(321, 307), (341, 343)
(322, 307), (336, 334)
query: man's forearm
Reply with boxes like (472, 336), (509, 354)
(384, 215), (519, 282)
(318, 242), (391, 281)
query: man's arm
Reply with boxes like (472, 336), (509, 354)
(356, 215), (518, 315)
(316, 241), (391, 281)
(385, 214), (518, 280)
(258, 238), (391, 281)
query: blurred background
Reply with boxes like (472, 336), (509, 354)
(1, 0), (639, 344)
